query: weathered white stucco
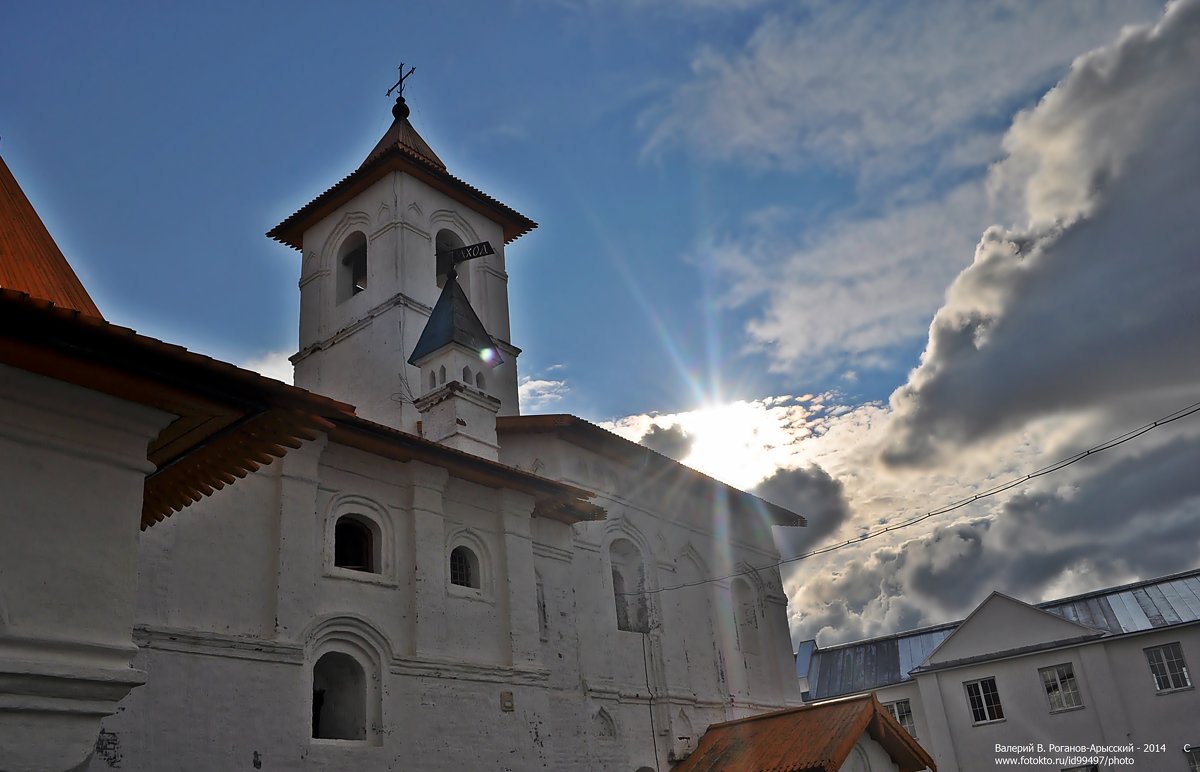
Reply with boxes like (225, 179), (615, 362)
(0, 366), (174, 772)
(75, 158), (802, 770)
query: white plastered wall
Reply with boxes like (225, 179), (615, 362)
(293, 172), (519, 433)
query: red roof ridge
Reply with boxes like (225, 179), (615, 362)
(0, 154), (103, 318)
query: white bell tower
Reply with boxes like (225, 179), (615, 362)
(268, 91), (535, 438)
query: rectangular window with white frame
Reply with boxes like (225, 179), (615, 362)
(882, 699), (917, 738)
(1039, 663), (1083, 711)
(964, 676), (1004, 724)
(1144, 642), (1191, 693)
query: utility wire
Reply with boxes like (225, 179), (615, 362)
(634, 397), (1200, 597)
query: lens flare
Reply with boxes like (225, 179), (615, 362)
(479, 347), (497, 365)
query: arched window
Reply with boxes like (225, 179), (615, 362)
(475, 371), (486, 390)
(336, 231), (368, 303)
(449, 546), (480, 589)
(312, 651), (366, 740)
(610, 539), (649, 633)
(429, 371), (437, 391)
(438, 365), (446, 385)
(334, 516), (374, 573)
(462, 365), (472, 383)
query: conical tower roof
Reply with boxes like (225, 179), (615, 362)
(0, 155), (103, 318)
(360, 100), (446, 171)
(407, 273), (494, 366)
(268, 96), (535, 251)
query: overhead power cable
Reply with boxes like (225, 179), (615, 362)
(633, 397), (1200, 597)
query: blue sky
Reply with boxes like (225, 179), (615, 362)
(6, 0), (1200, 644)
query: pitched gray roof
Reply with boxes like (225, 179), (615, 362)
(802, 567), (1200, 700)
(407, 275), (494, 366)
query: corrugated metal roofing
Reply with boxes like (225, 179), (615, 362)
(1040, 572), (1200, 634)
(803, 568), (1200, 700)
(673, 694), (935, 772)
(0, 154), (103, 318)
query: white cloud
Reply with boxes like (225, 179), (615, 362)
(789, 0), (1200, 644)
(604, 394), (840, 490)
(239, 350), (294, 384)
(519, 376), (570, 412)
(622, 1), (1200, 648)
(713, 181), (990, 374)
(884, 0), (1200, 465)
(644, 0), (1162, 175)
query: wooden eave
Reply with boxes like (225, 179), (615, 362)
(267, 146), (537, 251)
(0, 289), (354, 529)
(329, 415), (604, 525)
(496, 414), (806, 528)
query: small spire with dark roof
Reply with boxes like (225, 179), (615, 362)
(408, 274), (497, 367)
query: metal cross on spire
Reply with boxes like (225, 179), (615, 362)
(387, 63), (416, 120)
(386, 63), (416, 99)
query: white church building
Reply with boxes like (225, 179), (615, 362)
(0, 91), (806, 771)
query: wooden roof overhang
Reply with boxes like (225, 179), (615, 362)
(330, 415), (605, 525)
(496, 414), (806, 528)
(0, 289), (356, 529)
(267, 142), (537, 251)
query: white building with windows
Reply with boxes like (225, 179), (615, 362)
(0, 92), (805, 771)
(797, 568), (1200, 772)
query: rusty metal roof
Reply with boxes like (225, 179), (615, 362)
(268, 111), (536, 250)
(802, 566), (1200, 700)
(0, 154), (103, 318)
(674, 694), (935, 772)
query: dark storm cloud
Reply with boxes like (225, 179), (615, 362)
(790, 1), (1200, 645)
(879, 0), (1200, 467)
(638, 423), (694, 461)
(754, 464), (852, 554)
(795, 426), (1200, 645)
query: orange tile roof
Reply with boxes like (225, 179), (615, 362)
(0, 154), (103, 318)
(268, 113), (536, 250)
(673, 695), (935, 772)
